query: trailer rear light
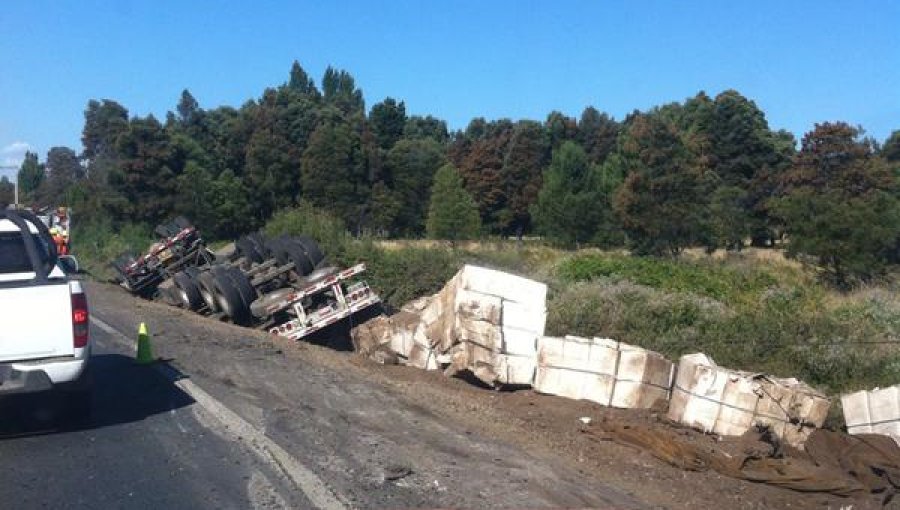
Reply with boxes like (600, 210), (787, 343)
(72, 292), (89, 348)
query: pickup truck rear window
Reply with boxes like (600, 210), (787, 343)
(0, 232), (50, 273)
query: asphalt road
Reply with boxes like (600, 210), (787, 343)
(0, 323), (309, 509)
(0, 282), (646, 509)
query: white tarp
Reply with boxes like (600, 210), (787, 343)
(533, 335), (674, 409)
(841, 385), (900, 446)
(667, 353), (831, 448)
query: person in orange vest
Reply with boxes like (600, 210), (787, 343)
(50, 227), (68, 256)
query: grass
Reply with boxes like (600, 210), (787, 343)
(548, 252), (900, 393)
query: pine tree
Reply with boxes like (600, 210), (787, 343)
(500, 120), (549, 237)
(426, 164), (481, 241)
(613, 113), (709, 256)
(0, 177), (14, 208)
(384, 138), (446, 235)
(531, 142), (605, 247)
(301, 118), (370, 230)
(17, 151), (44, 200)
(369, 98), (407, 150)
(772, 122), (899, 286)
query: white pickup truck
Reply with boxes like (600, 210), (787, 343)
(0, 209), (92, 420)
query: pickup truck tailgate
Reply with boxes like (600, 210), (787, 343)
(0, 281), (74, 362)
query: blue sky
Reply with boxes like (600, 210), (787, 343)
(1, 1), (897, 178)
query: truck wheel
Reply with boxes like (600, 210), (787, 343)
(265, 236), (289, 266)
(211, 266), (251, 325)
(236, 236), (264, 264)
(225, 266), (258, 310)
(172, 216), (192, 229)
(284, 241), (314, 276)
(196, 270), (221, 313)
(154, 222), (179, 239)
(173, 271), (204, 310)
(247, 232), (270, 259)
(295, 236), (325, 267)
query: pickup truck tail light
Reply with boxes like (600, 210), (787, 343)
(72, 292), (89, 348)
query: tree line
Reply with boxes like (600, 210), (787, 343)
(11, 61), (900, 286)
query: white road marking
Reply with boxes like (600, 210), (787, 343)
(91, 316), (348, 510)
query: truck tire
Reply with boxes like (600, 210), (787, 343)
(225, 266), (257, 310)
(236, 236), (264, 264)
(172, 216), (192, 230)
(173, 271), (204, 310)
(196, 270), (221, 313)
(154, 222), (179, 239)
(284, 242), (314, 276)
(211, 266), (251, 325)
(247, 232), (270, 259)
(267, 236), (290, 266)
(112, 253), (137, 289)
(295, 236), (325, 267)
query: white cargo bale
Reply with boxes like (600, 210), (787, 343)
(534, 336), (673, 409)
(454, 288), (502, 324)
(494, 353), (537, 386)
(388, 324), (415, 359)
(381, 264), (548, 386)
(407, 342), (439, 370)
(666, 353), (727, 433)
(667, 353), (830, 448)
(457, 265), (548, 306)
(501, 300), (546, 338)
(501, 326), (539, 356)
(841, 385), (900, 446)
(610, 346), (675, 409)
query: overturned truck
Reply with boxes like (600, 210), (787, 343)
(112, 218), (380, 340)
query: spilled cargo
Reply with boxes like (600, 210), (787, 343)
(667, 353), (831, 448)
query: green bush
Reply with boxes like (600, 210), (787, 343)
(557, 253), (778, 306)
(70, 220), (153, 280)
(548, 256), (900, 393)
(264, 202), (354, 262)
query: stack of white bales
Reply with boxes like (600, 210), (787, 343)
(667, 353), (831, 448)
(534, 335), (675, 409)
(387, 265), (547, 386)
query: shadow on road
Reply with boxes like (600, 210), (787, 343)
(0, 353), (195, 438)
